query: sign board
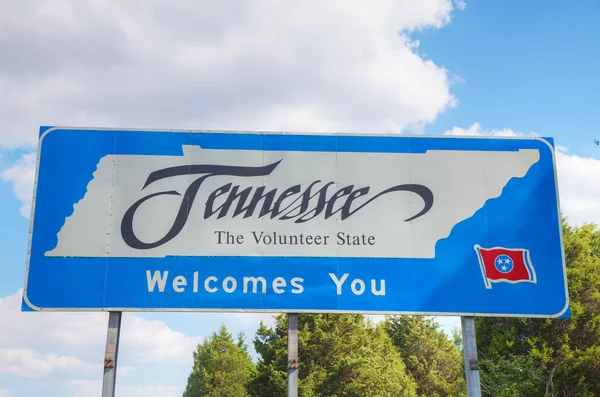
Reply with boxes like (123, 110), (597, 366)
(23, 127), (569, 318)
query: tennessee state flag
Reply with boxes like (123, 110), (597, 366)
(474, 245), (537, 289)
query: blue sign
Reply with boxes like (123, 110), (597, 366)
(23, 127), (569, 318)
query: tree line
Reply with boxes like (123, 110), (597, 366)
(183, 219), (600, 396)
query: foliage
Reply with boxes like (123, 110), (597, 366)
(383, 316), (466, 397)
(478, 354), (540, 396)
(476, 220), (600, 396)
(248, 314), (418, 397)
(183, 324), (256, 397)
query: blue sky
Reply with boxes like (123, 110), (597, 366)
(1, 1), (599, 396)
(416, 0), (600, 157)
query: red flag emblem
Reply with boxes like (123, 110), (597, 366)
(474, 245), (537, 289)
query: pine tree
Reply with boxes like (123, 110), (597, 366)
(476, 220), (600, 396)
(383, 316), (466, 396)
(248, 314), (418, 397)
(183, 324), (256, 397)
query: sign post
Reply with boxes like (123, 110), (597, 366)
(101, 312), (122, 397)
(461, 316), (482, 397)
(288, 314), (299, 397)
(22, 127), (569, 395)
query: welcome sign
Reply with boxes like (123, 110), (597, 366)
(23, 127), (569, 318)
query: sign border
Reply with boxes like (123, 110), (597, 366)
(22, 126), (570, 318)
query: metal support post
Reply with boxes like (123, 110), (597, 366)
(287, 313), (299, 397)
(461, 316), (482, 397)
(102, 312), (122, 397)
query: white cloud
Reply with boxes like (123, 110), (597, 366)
(443, 122), (536, 137)
(0, 0), (462, 149)
(0, 0), (465, 221)
(0, 348), (97, 379)
(0, 390), (11, 397)
(0, 0), (465, 219)
(0, 290), (201, 373)
(228, 313), (278, 328)
(65, 380), (183, 397)
(444, 123), (600, 227)
(555, 152), (600, 226)
(454, 0), (467, 10)
(120, 315), (201, 365)
(0, 153), (36, 217)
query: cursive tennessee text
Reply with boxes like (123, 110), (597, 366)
(121, 160), (434, 250)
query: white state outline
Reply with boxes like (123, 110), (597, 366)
(22, 126), (570, 318)
(474, 245), (537, 289)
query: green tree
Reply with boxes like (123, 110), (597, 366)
(476, 220), (600, 396)
(478, 354), (540, 397)
(248, 314), (418, 397)
(183, 324), (256, 397)
(383, 316), (466, 397)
